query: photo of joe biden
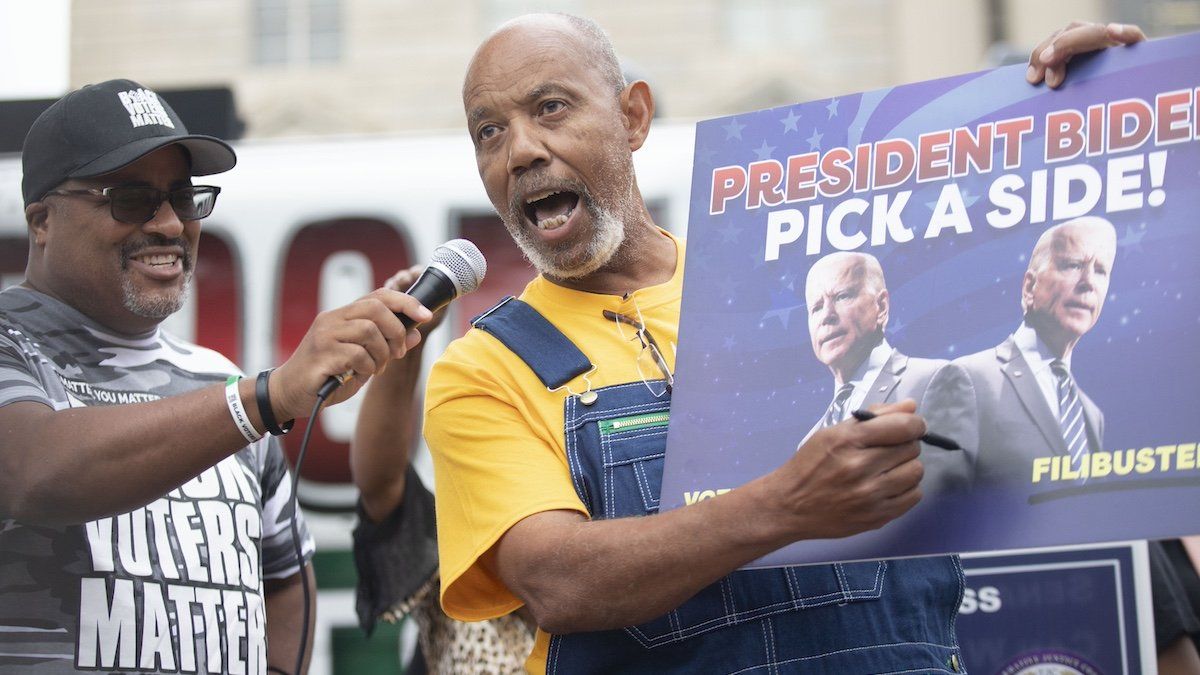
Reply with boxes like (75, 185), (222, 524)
(954, 216), (1117, 486)
(804, 251), (977, 493)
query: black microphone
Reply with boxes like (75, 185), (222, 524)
(395, 241), (487, 326)
(317, 239), (487, 399)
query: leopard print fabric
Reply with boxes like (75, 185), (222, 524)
(380, 575), (535, 673)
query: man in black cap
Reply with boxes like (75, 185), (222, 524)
(0, 79), (431, 674)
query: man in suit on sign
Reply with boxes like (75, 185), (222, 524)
(805, 251), (977, 493)
(954, 216), (1116, 486)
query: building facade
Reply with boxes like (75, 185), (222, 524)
(65, 0), (1197, 139)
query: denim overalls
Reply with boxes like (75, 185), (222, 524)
(474, 297), (966, 675)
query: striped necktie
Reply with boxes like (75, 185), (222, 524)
(1050, 359), (1090, 466)
(821, 384), (855, 429)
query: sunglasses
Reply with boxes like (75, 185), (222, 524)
(43, 186), (221, 225)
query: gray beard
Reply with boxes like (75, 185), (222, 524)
(121, 271), (191, 319)
(503, 173), (632, 280)
(118, 236), (193, 320)
(507, 203), (626, 280)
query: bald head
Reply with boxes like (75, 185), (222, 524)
(1021, 216), (1117, 356)
(806, 252), (890, 383)
(465, 13), (625, 102)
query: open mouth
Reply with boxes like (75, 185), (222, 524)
(523, 189), (580, 231)
(121, 237), (190, 275)
(130, 252), (181, 268)
(121, 244), (189, 281)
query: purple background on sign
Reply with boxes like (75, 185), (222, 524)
(663, 33), (1200, 566)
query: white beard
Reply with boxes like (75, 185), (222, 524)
(504, 156), (634, 279)
(508, 201), (626, 280)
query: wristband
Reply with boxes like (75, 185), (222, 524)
(225, 375), (264, 444)
(256, 369), (294, 436)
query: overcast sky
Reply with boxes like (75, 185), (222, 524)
(0, 0), (69, 100)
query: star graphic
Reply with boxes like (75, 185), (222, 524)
(723, 117), (747, 141)
(780, 109), (801, 133)
(806, 127), (823, 151)
(826, 98), (840, 119)
(760, 307), (794, 328)
(695, 145), (718, 166)
(1117, 225), (1147, 255)
(723, 335), (737, 351)
(778, 270), (798, 290)
(754, 139), (776, 161)
(761, 289), (805, 330)
(719, 222), (742, 243)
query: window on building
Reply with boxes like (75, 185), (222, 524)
(252, 0), (342, 66)
(308, 0), (342, 64)
(253, 0), (290, 64)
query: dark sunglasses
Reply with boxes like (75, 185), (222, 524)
(43, 185), (221, 225)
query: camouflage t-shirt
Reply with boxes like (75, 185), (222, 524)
(0, 286), (315, 674)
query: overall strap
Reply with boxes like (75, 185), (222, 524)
(471, 296), (592, 390)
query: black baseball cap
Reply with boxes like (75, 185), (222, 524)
(21, 78), (237, 206)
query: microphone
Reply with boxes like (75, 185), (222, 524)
(396, 238), (488, 327)
(317, 239), (487, 399)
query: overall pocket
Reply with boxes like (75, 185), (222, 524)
(598, 411), (670, 518)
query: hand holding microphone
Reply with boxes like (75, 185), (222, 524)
(380, 266), (449, 336)
(318, 239), (487, 398)
(385, 239), (486, 330)
(268, 239), (487, 418)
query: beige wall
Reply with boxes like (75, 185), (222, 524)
(69, 0), (1155, 139)
(1006, 0), (1107, 54)
(891, 0), (989, 85)
(72, 1), (250, 85)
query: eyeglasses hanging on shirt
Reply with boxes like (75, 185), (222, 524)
(603, 308), (674, 398)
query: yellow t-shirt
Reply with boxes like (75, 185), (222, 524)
(424, 230), (684, 673)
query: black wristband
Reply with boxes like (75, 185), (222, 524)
(256, 369), (294, 436)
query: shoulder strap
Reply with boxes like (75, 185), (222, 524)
(470, 296), (592, 390)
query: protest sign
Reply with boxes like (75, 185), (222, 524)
(664, 33), (1200, 565)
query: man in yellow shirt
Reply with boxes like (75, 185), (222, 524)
(424, 12), (1144, 674)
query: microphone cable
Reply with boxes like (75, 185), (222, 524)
(284, 390), (327, 675)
